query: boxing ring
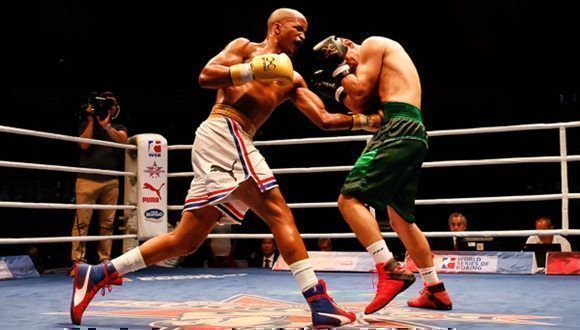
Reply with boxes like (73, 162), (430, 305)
(1, 121), (580, 329)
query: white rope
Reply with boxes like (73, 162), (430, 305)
(423, 155), (580, 168)
(167, 172), (195, 178)
(0, 125), (136, 150)
(415, 194), (574, 205)
(0, 201), (136, 210)
(428, 121), (580, 137)
(167, 155), (580, 177)
(170, 166), (351, 177)
(168, 193), (580, 211)
(254, 135), (371, 146)
(203, 229), (580, 239)
(166, 121), (580, 149)
(0, 160), (136, 177)
(3, 230), (579, 245)
(0, 235), (137, 245)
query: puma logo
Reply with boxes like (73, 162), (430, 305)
(143, 182), (165, 199)
(210, 160), (237, 181)
(372, 247), (384, 255)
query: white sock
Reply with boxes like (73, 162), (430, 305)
(289, 258), (318, 292)
(366, 240), (394, 265)
(111, 247), (147, 276)
(418, 266), (440, 285)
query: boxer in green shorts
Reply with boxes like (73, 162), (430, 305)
(312, 35), (453, 314)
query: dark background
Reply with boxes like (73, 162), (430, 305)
(1, 1), (578, 267)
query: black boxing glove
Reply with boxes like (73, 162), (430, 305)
(313, 35), (348, 68)
(330, 61), (350, 84)
(310, 69), (346, 103)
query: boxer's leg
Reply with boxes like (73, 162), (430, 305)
(231, 179), (356, 327)
(71, 206), (221, 325)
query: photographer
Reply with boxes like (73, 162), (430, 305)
(71, 91), (128, 273)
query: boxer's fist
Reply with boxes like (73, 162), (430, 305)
(230, 53), (294, 86)
(352, 113), (382, 132)
(310, 70), (345, 103)
(313, 35), (347, 68)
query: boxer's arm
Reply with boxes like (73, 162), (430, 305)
(290, 74), (354, 131)
(198, 38), (250, 89)
(341, 37), (385, 108)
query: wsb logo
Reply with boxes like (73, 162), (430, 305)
(261, 57), (277, 72)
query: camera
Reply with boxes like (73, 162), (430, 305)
(80, 92), (118, 120)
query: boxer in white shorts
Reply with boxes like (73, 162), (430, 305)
(70, 8), (381, 327)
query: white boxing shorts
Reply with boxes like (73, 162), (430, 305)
(183, 113), (278, 224)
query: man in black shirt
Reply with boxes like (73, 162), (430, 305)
(71, 91), (128, 268)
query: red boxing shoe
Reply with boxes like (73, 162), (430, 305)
(364, 259), (416, 314)
(70, 262), (122, 325)
(407, 282), (452, 310)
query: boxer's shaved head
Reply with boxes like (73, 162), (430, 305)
(267, 8), (306, 31)
(265, 8), (307, 56)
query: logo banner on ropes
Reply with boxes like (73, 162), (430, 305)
(546, 252), (580, 275)
(405, 251), (536, 274)
(124, 134), (168, 239)
(0, 255), (39, 280)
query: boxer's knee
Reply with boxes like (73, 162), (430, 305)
(267, 205), (295, 230)
(167, 231), (198, 256)
(390, 215), (413, 234)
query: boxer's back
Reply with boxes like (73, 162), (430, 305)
(376, 38), (422, 109)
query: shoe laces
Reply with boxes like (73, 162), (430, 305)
(100, 264), (116, 296)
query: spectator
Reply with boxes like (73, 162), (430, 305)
(249, 238), (279, 269)
(317, 238), (333, 251)
(71, 91), (128, 273)
(432, 212), (467, 251)
(448, 212), (467, 251)
(525, 217), (572, 252)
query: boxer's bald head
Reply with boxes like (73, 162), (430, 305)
(267, 8), (306, 30)
(266, 8), (307, 56)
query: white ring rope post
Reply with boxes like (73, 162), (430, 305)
(559, 126), (569, 230)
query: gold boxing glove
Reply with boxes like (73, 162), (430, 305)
(351, 113), (383, 132)
(230, 53), (294, 86)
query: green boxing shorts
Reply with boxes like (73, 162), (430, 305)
(341, 102), (428, 223)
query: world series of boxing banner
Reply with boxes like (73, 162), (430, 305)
(405, 251), (537, 274)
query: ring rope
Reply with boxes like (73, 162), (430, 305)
(0, 160), (136, 177)
(0, 125), (136, 150)
(2, 229), (580, 245)
(167, 155), (580, 177)
(0, 201), (136, 210)
(2, 122), (579, 245)
(167, 121), (580, 149)
(0, 235), (137, 245)
(167, 193), (580, 211)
